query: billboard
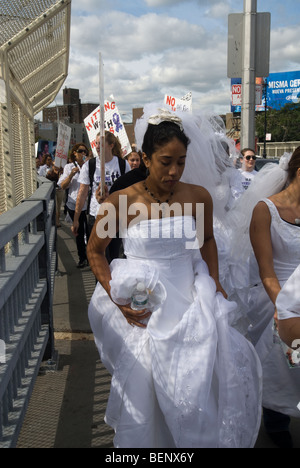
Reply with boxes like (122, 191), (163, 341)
(37, 140), (57, 161)
(231, 71), (300, 113)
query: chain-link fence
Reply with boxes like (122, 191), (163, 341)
(0, 0), (71, 213)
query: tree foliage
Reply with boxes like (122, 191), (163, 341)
(256, 103), (300, 142)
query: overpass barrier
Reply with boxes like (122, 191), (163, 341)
(0, 178), (56, 448)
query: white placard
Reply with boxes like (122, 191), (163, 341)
(164, 92), (192, 112)
(232, 84), (242, 106)
(54, 122), (71, 168)
(232, 84), (263, 106)
(84, 101), (131, 158)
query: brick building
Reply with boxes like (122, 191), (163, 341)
(40, 87), (143, 150)
(43, 87), (98, 124)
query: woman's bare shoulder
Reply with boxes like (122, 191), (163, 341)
(252, 199), (271, 222)
(178, 182), (212, 202)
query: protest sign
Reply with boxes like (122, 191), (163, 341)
(232, 82), (262, 107)
(54, 122), (71, 167)
(164, 92), (192, 112)
(84, 101), (131, 158)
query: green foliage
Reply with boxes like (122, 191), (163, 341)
(256, 103), (300, 142)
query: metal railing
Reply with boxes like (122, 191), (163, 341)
(257, 141), (300, 158)
(0, 177), (56, 448)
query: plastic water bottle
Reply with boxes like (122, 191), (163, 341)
(131, 282), (149, 310)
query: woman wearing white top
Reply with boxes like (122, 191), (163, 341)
(58, 143), (89, 268)
(249, 148), (300, 447)
(38, 154), (53, 177)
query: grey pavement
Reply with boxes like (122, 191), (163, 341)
(16, 217), (300, 448)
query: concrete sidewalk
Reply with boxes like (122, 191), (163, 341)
(16, 218), (300, 448)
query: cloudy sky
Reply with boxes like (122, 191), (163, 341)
(51, 0), (300, 121)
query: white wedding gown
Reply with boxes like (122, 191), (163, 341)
(88, 216), (262, 448)
(247, 199), (300, 417)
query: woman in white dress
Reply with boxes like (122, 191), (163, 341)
(87, 106), (262, 448)
(248, 147), (300, 447)
(277, 263), (300, 346)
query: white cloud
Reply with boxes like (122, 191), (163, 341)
(71, 12), (206, 61)
(72, 0), (111, 13)
(270, 25), (300, 72)
(145, 0), (185, 5)
(49, 1), (300, 120)
(145, 0), (224, 5)
(205, 2), (231, 18)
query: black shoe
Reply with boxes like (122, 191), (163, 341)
(267, 431), (293, 448)
(77, 259), (88, 268)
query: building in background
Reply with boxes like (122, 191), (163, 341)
(43, 87), (98, 124)
(37, 87), (98, 148)
(37, 87), (143, 150)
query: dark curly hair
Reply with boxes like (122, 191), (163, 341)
(69, 143), (89, 163)
(142, 121), (190, 159)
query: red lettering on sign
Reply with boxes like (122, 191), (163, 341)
(232, 84), (242, 94)
(104, 101), (116, 112)
(166, 95), (176, 107)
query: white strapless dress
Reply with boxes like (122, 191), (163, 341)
(247, 199), (300, 417)
(88, 216), (262, 448)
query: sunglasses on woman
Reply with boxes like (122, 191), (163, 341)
(77, 149), (87, 154)
(245, 155), (256, 161)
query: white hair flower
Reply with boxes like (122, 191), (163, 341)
(148, 108), (183, 131)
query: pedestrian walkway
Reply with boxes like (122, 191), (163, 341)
(16, 218), (300, 448)
(16, 219), (114, 448)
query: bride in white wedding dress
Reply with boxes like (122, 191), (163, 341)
(87, 106), (262, 448)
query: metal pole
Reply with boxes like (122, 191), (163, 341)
(263, 78), (268, 158)
(241, 0), (257, 150)
(99, 53), (105, 196)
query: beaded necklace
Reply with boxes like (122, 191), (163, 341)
(143, 181), (174, 204)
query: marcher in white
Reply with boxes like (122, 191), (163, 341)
(86, 104), (262, 448)
(58, 143), (89, 268)
(239, 148), (258, 190)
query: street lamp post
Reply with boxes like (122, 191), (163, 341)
(241, 0), (257, 150)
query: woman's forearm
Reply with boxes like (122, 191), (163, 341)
(278, 318), (300, 348)
(74, 184), (89, 223)
(200, 236), (219, 283)
(60, 173), (73, 190)
(88, 250), (112, 293)
(261, 274), (281, 305)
